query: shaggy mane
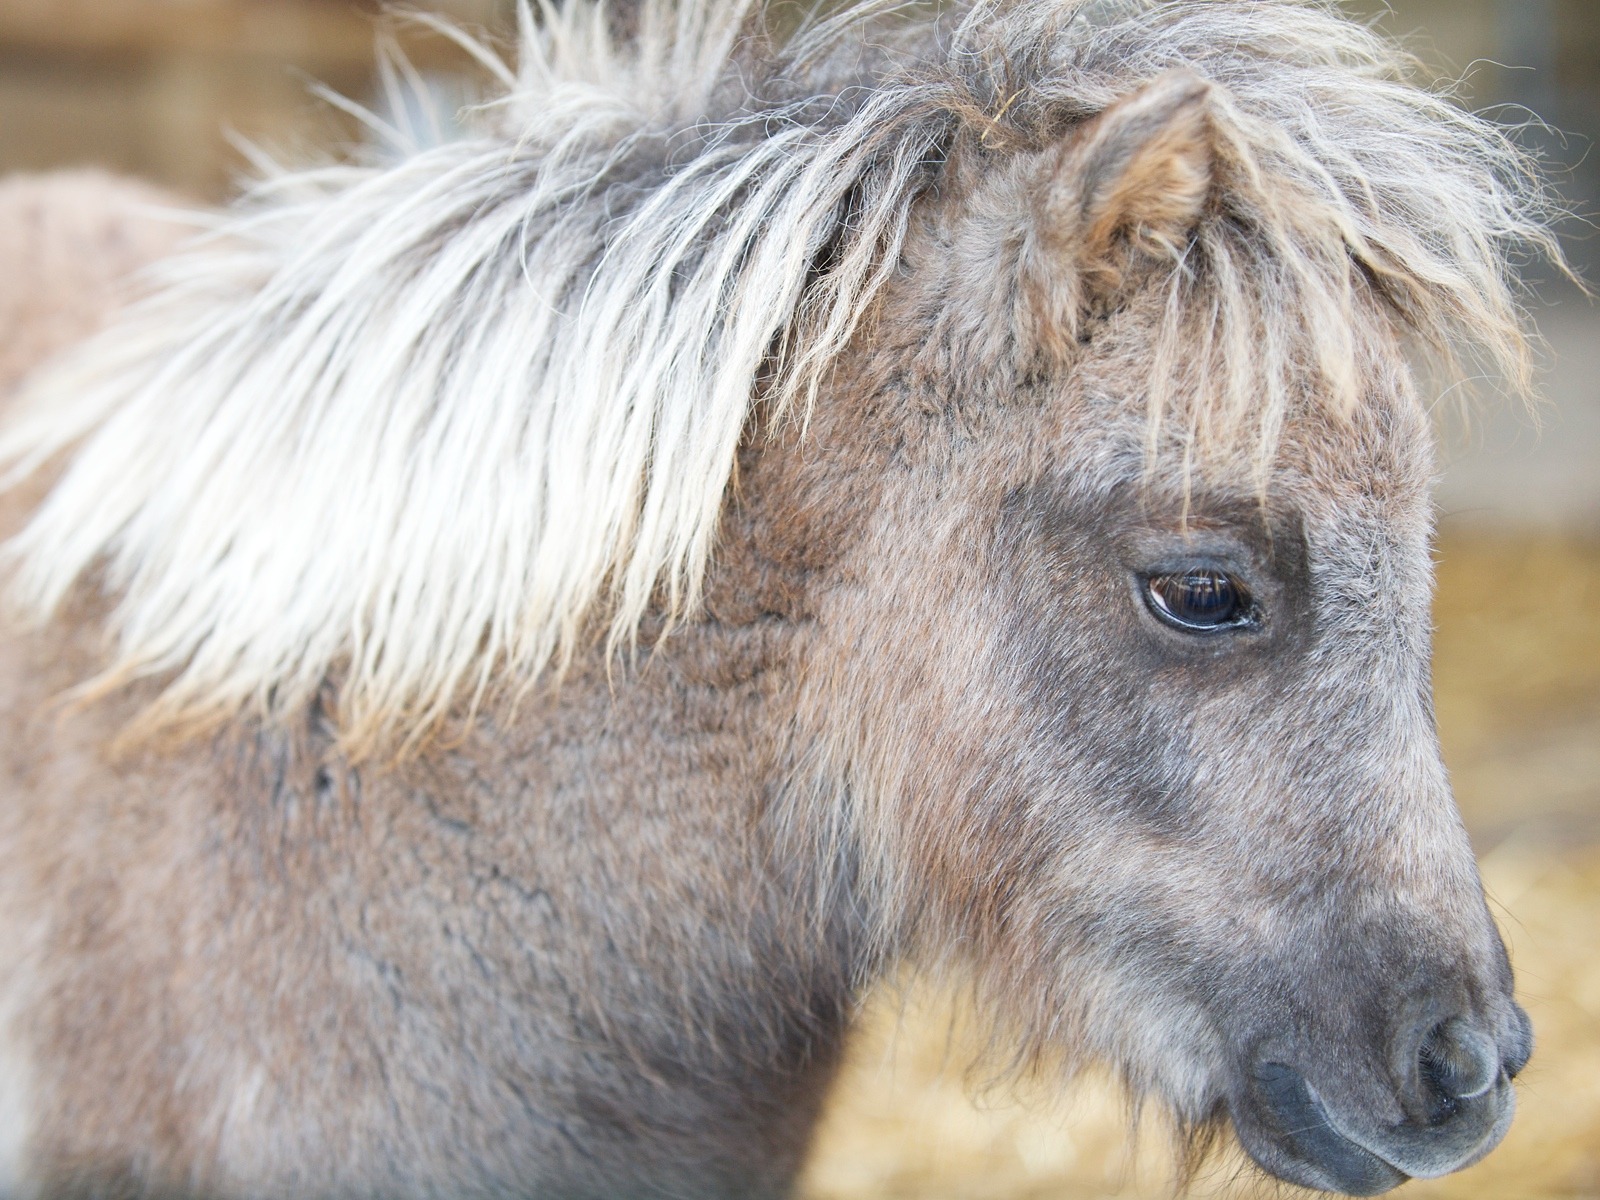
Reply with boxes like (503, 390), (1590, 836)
(0, 0), (1559, 749)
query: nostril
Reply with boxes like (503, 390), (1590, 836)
(1420, 1017), (1500, 1110)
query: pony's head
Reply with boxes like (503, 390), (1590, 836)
(769, 7), (1558, 1193)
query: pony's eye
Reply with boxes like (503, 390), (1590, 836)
(1144, 569), (1255, 632)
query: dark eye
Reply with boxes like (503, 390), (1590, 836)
(1143, 569), (1255, 632)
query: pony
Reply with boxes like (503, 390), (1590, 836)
(0, 0), (1563, 1195)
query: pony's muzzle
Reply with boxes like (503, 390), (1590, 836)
(1236, 1002), (1529, 1195)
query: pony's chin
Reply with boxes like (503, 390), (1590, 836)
(1231, 1063), (1405, 1194)
(1232, 1099), (1407, 1195)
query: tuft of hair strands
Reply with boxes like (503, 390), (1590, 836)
(0, 0), (1564, 751)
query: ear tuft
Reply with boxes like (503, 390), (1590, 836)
(1025, 69), (1218, 346)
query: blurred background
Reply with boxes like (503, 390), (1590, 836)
(0, 1), (1595, 1196)
(0, 0), (506, 196)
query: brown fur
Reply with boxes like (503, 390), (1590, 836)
(0, 189), (867, 1194)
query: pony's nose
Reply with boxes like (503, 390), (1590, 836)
(1404, 1003), (1528, 1133)
(1417, 1017), (1501, 1111)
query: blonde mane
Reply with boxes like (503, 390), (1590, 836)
(0, 0), (1558, 749)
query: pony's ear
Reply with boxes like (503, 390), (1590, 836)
(1024, 70), (1216, 349)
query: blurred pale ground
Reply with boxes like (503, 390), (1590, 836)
(0, 1), (1596, 1196)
